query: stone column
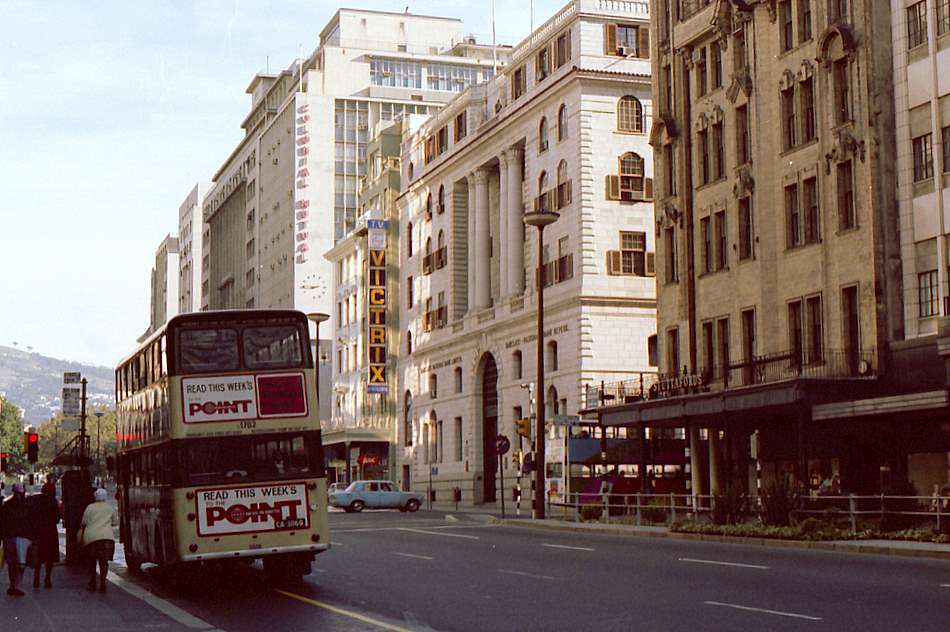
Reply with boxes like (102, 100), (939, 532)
(709, 427), (723, 496)
(466, 174), (476, 313)
(474, 168), (491, 309)
(506, 146), (525, 295)
(498, 154), (509, 299)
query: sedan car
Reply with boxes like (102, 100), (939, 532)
(329, 480), (423, 513)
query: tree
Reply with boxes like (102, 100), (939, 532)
(36, 407), (118, 479)
(0, 397), (27, 474)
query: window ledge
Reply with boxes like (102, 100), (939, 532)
(779, 138), (820, 158)
(835, 226), (860, 237)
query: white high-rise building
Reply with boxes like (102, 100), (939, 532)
(177, 183), (205, 314)
(201, 9), (508, 326)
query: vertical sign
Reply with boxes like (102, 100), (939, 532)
(294, 98), (311, 264)
(366, 219), (389, 394)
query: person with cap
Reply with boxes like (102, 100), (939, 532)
(79, 487), (115, 592)
(30, 481), (61, 588)
(0, 482), (35, 596)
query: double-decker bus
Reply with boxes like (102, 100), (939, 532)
(114, 310), (330, 581)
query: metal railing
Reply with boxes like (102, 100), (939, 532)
(546, 492), (950, 535)
(585, 348), (876, 409)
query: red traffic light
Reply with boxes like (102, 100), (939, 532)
(28, 433), (38, 443)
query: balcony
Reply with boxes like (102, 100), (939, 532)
(585, 348), (877, 410)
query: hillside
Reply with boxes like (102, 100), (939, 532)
(0, 345), (114, 424)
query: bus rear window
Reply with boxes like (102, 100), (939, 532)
(179, 433), (320, 486)
(179, 329), (239, 374)
(243, 325), (304, 370)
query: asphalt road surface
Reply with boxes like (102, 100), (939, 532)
(100, 509), (950, 631)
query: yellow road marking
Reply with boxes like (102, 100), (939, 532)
(273, 589), (413, 632)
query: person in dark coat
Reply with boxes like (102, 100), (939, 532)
(1, 482), (34, 596)
(30, 482), (60, 588)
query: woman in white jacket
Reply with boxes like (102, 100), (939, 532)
(79, 488), (115, 592)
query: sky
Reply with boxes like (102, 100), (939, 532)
(0, 0), (566, 369)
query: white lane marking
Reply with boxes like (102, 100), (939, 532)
(679, 557), (769, 570)
(400, 528), (480, 540)
(705, 601), (822, 621)
(333, 523), (498, 533)
(541, 543), (595, 552)
(393, 552), (434, 561)
(331, 541), (345, 546)
(941, 584), (950, 588)
(498, 569), (557, 581)
(109, 572), (222, 630)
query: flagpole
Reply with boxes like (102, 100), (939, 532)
(298, 44), (304, 93)
(491, 0), (497, 74)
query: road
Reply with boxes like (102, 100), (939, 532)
(88, 509), (950, 632)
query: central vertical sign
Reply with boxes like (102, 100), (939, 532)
(366, 219), (389, 394)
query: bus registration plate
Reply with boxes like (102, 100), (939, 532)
(195, 482), (310, 536)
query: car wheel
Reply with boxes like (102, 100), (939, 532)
(350, 500), (365, 513)
(406, 499), (420, 513)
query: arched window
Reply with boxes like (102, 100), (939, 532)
(425, 237), (432, 257)
(429, 373), (438, 399)
(619, 152), (645, 193)
(618, 96), (644, 133)
(547, 340), (559, 371)
(538, 171), (549, 195)
(557, 104), (568, 141)
(539, 117), (549, 153)
(437, 185), (445, 214)
(423, 236), (433, 275)
(408, 162), (414, 181)
(437, 230), (445, 250)
(425, 193), (433, 221)
(454, 367), (463, 392)
(513, 350), (523, 380)
(406, 222), (414, 257)
(546, 385), (560, 418)
(403, 391), (413, 447)
(557, 160), (569, 185)
(406, 330), (413, 355)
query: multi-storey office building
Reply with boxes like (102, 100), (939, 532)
(177, 183), (204, 314)
(323, 118), (413, 484)
(892, 0), (950, 494)
(584, 0), (950, 498)
(201, 9), (507, 322)
(396, 0), (657, 504)
(139, 234), (180, 342)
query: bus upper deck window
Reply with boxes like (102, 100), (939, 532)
(243, 326), (303, 370)
(178, 329), (239, 374)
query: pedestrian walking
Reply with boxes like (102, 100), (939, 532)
(30, 482), (61, 589)
(79, 488), (115, 592)
(1, 482), (34, 596)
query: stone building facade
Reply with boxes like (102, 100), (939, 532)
(396, 0), (657, 504)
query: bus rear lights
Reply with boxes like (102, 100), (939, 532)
(189, 544), (198, 553)
(187, 513), (196, 521)
(311, 534), (320, 543)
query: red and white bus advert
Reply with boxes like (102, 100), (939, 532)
(182, 375), (259, 423)
(196, 483), (310, 536)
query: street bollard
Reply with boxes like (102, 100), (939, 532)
(635, 493), (642, 527)
(603, 494), (610, 524)
(670, 493), (676, 525)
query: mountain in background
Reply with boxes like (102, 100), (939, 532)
(0, 344), (114, 424)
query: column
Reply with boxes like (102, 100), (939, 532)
(474, 168), (491, 309)
(506, 146), (525, 295)
(498, 153), (509, 299)
(689, 424), (704, 499)
(466, 174), (476, 313)
(708, 426), (723, 495)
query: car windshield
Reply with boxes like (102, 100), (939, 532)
(180, 432), (321, 486)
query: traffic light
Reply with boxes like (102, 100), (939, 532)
(521, 451), (535, 475)
(512, 450), (522, 470)
(0, 452), (7, 473)
(515, 418), (531, 438)
(26, 432), (39, 463)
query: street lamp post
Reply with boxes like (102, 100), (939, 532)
(523, 207), (559, 520)
(307, 313), (330, 417)
(93, 411), (104, 482)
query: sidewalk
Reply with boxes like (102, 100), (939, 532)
(425, 500), (531, 519)
(497, 518), (950, 561)
(0, 561), (195, 632)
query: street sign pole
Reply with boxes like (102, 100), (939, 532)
(499, 456), (505, 520)
(495, 434), (510, 520)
